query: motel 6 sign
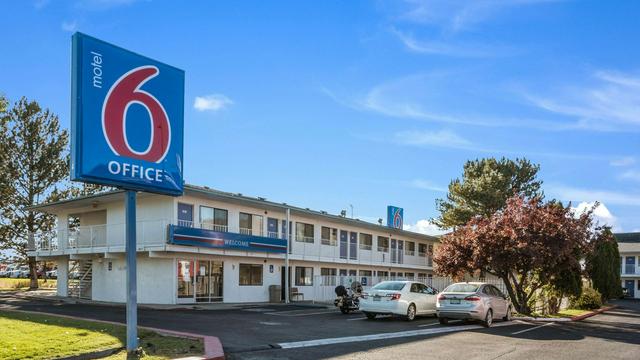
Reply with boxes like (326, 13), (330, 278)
(71, 32), (184, 195)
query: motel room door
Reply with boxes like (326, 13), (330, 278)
(625, 280), (635, 298)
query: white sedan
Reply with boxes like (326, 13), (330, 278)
(360, 281), (439, 321)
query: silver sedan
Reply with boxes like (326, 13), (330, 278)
(436, 282), (513, 327)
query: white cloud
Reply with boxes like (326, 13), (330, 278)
(409, 179), (447, 192)
(619, 170), (640, 182)
(404, 219), (448, 236)
(391, 28), (511, 57)
(571, 201), (620, 231)
(398, 0), (562, 33)
(524, 70), (640, 131)
(548, 184), (640, 207)
(610, 157), (635, 167)
(393, 129), (472, 149)
(193, 94), (233, 112)
(61, 20), (78, 32)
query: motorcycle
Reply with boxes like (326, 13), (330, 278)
(334, 281), (363, 314)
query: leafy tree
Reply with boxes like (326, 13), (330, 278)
(586, 227), (622, 301)
(0, 97), (71, 289)
(433, 157), (543, 229)
(434, 195), (592, 314)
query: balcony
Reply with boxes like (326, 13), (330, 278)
(29, 219), (169, 252)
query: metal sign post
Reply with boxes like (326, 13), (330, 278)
(125, 190), (137, 351)
(285, 208), (290, 304)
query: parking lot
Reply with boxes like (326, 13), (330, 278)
(1, 293), (639, 359)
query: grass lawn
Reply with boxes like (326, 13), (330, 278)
(0, 310), (203, 360)
(0, 278), (57, 290)
(524, 308), (593, 318)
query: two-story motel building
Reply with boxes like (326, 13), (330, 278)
(28, 184), (439, 304)
(616, 232), (640, 299)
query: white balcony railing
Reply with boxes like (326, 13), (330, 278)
(321, 238), (338, 246)
(623, 265), (639, 275)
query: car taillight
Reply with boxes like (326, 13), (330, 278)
(437, 294), (447, 301)
(464, 296), (480, 301)
(390, 293), (401, 301)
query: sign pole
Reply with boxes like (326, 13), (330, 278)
(125, 190), (138, 352)
(285, 208), (290, 304)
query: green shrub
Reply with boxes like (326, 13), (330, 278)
(570, 287), (602, 310)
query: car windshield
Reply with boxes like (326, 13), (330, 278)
(444, 284), (480, 293)
(372, 282), (406, 291)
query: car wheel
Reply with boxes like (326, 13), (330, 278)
(340, 308), (349, 314)
(503, 307), (512, 321)
(405, 304), (417, 321)
(483, 309), (493, 328)
(364, 312), (377, 320)
(438, 317), (448, 325)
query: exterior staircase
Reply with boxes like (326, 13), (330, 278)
(68, 260), (92, 299)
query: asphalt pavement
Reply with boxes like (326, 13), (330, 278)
(1, 292), (639, 360)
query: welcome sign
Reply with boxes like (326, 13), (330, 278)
(169, 225), (288, 254)
(71, 32), (184, 195)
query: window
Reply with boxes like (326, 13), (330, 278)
(239, 264), (263, 286)
(405, 241), (415, 256)
(405, 272), (415, 279)
(296, 223), (314, 243)
(359, 233), (372, 250)
(200, 206), (228, 231)
(377, 236), (389, 252)
(295, 267), (313, 286)
(418, 243), (427, 257)
(359, 270), (372, 277)
(239, 213), (263, 236)
(373, 282), (406, 291)
(377, 271), (389, 279)
(321, 268), (337, 286)
(348, 269), (357, 276)
(410, 283), (426, 293)
(418, 272), (427, 279)
(321, 226), (338, 246)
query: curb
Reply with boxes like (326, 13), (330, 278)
(0, 309), (224, 360)
(513, 305), (617, 322)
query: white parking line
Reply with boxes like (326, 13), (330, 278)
(417, 322), (440, 327)
(278, 321), (516, 349)
(511, 322), (554, 335)
(266, 310), (338, 317)
(347, 315), (392, 321)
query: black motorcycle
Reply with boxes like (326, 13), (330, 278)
(334, 282), (362, 314)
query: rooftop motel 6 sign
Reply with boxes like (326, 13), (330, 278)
(71, 32), (184, 195)
(387, 205), (404, 229)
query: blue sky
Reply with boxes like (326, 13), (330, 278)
(2, 0), (640, 234)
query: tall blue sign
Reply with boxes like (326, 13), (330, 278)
(387, 206), (403, 229)
(71, 32), (184, 195)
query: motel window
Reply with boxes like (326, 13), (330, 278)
(296, 223), (314, 243)
(405, 241), (415, 256)
(295, 267), (313, 286)
(321, 226), (338, 246)
(378, 271), (389, 279)
(239, 213), (263, 236)
(418, 243), (427, 257)
(348, 269), (357, 276)
(359, 233), (372, 250)
(239, 264), (263, 286)
(418, 273), (427, 280)
(359, 270), (372, 277)
(321, 268), (337, 286)
(200, 206), (228, 231)
(405, 272), (415, 280)
(377, 236), (389, 252)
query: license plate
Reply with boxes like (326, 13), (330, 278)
(450, 299), (460, 304)
(373, 296), (381, 301)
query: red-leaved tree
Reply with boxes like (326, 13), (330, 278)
(434, 195), (593, 314)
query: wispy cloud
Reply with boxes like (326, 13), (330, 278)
(404, 219), (448, 236)
(61, 20), (78, 32)
(409, 179), (448, 192)
(619, 170), (640, 182)
(193, 94), (233, 112)
(610, 156), (635, 167)
(548, 184), (640, 207)
(394, 129), (473, 149)
(398, 0), (563, 33)
(391, 28), (513, 57)
(524, 70), (640, 131)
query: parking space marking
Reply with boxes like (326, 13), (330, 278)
(511, 322), (554, 335)
(266, 310), (338, 317)
(278, 321), (516, 349)
(418, 321), (446, 327)
(347, 315), (392, 321)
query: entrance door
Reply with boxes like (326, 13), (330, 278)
(178, 259), (223, 303)
(177, 259), (194, 303)
(625, 280), (635, 298)
(178, 203), (194, 227)
(339, 230), (348, 259)
(195, 260), (210, 302)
